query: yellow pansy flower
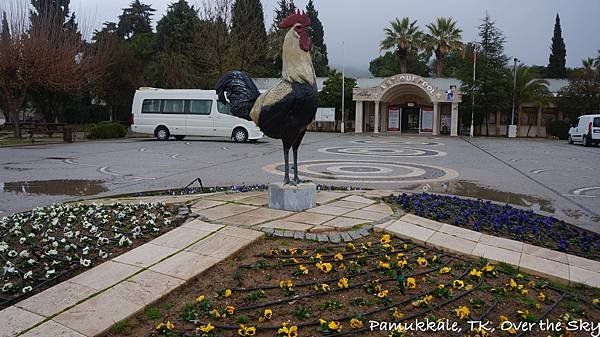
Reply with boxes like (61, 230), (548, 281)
(315, 262), (332, 273)
(347, 242), (356, 250)
(455, 305), (470, 319)
(391, 307), (404, 320)
(537, 292), (546, 302)
(196, 294), (205, 302)
(453, 280), (465, 289)
(289, 248), (297, 256)
(350, 318), (364, 329)
(397, 258), (407, 268)
(226, 305), (235, 315)
(405, 277), (416, 289)
(377, 289), (389, 298)
(482, 263), (494, 272)
(380, 234), (392, 244)
(197, 323), (215, 333)
(327, 321), (342, 332)
(237, 324), (256, 336)
(417, 257), (428, 267)
(338, 277), (349, 289)
(223, 288), (232, 297)
(506, 278), (517, 290)
(378, 261), (391, 269)
(469, 268), (482, 278)
(298, 264), (309, 274)
(593, 298), (600, 305)
(439, 267), (451, 274)
(334, 252), (344, 261)
(263, 309), (272, 319)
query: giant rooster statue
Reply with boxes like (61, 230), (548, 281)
(215, 11), (317, 185)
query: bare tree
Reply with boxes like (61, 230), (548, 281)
(0, 2), (111, 137)
(198, 0), (232, 84)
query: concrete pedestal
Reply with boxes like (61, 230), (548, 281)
(508, 125), (517, 138)
(268, 182), (316, 211)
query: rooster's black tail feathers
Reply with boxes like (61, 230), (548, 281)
(215, 71), (260, 121)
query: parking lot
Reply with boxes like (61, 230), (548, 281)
(0, 133), (598, 232)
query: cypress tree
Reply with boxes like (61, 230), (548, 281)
(305, 0), (328, 76)
(547, 14), (567, 78)
(230, 0), (269, 74)
(272, 0), (296, 30)
(117, 0), (155, 39)
(1, 12), (9, 42)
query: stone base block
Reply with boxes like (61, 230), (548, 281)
(268, 182), (316, 212)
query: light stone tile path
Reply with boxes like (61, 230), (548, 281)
(4, 189), (599, 337)
(376, 213), (600, 288)
(2, 218), (263, 337)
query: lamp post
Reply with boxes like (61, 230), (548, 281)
(341, 41), (345, 134)
(469, 41), (479, 138)
(508, 57), (519, 138)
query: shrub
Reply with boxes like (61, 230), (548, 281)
(87, 122), (127, 139)
(546, 120), (570, 140)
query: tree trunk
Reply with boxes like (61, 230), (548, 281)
(399, 58), (407, 74)
(436, 58), (444, 77)
(9, 108), (21, 138)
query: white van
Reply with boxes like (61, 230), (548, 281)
(568, 114), (600, 146)
(130, 88), (263, 142)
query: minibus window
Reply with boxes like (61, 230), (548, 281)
(141, 99), (161, 113)
(188, 100), (212, 115)
(594, 117), (600, 127)
(163, 99), (185, 114)
(217, 101), (231, 115)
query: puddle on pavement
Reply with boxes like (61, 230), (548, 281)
(405, 180), (555, 213)
(2, 179), (108, 196)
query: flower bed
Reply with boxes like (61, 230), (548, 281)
(0, 202), (178, 308)
(386, 193), (600, 261)
(102, 234), (599, 337)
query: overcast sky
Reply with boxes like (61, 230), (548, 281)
(71, 0), (600, 77)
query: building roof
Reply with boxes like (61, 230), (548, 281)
(253, 77), (569, 94)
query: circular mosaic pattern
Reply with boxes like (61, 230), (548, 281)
(263, 160), (458, 183)
(352, 139), (444, 146)
(318, 146), (446, 157)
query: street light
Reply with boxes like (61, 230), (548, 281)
(508, 57), (519, 138)
(469, 41), (479, 138)
(341, 41), (345, 134)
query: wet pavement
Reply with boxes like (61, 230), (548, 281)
(0, 133), (598, 232)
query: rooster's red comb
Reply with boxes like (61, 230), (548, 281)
(279, 10), (311, 29)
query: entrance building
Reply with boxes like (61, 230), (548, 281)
(353, 74), (462, 136)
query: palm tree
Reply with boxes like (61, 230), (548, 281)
(508, 65), (552, 136)
(425, 17), (463, 77)
(380, 17), (422, 74)
(582, 57), (595, 71)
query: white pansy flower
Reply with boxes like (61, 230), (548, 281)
(18, 250), (30, 258)
(23, 271), (33, 279)
(80, 258), (91, 267)
(2, 283), (13, 292)
(45, 269), (56, 278)
(99, 250), (108, 259)
(7, 250), (17, 258)
(22, 286), (33, 293)
(0, 242), (8, 252)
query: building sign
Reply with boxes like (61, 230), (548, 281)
(421, 107), (433, 132)
(352, 74), (461, 103)
(315, 107), (335, 122)
(388, 106), (400, 131)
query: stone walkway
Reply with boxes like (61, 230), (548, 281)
(1, 220), (263, 337)
(376, 213), (600, 288)
(2, 189), (599, 337)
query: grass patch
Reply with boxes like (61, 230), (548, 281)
(110, 320), (130, 334)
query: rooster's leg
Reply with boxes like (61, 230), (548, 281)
(283, 146), (290, 185)
(291, 130), (306, 185)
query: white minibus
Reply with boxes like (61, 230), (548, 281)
(130, 88), (263, 142)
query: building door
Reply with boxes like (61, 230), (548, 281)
(387, 106), (400, 131)
(402, 106), (420, 132)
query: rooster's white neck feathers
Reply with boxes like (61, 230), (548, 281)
(281, 28), (316, 85)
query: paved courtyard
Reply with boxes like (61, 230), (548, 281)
(0, 133), (598, 232)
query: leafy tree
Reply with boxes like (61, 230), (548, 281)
(557, 53), (600, 118)
(507, 65), (552, 136)
(30, 0), (71, 27)
(547, 14), (567, 78)
(197, 0), (232, 87)
(317, 70), (357, 122)
(305, 0), (328, 76)
(0, 12), (9, 123)
(425, 17), (463, 77)
(152, 0), (203, 88)
(267, 0), (297, 76)
(117, 0), (155, 39)
(380, 18), (423, 74)
(458, 14), (509, 135)
(369, 50), (430, 77)
(230, 0), (269, 75)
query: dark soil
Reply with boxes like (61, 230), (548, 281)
(101, 234), (600, 337)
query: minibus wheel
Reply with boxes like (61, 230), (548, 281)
(155, 126), (170, 141)
(233, 128), (249, 143)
